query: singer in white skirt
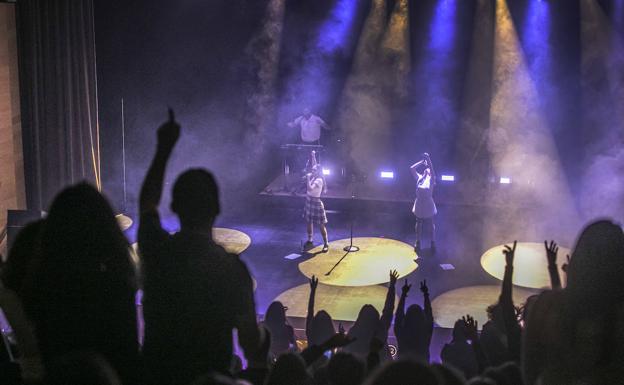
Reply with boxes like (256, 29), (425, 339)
(410, 153), (437, 253)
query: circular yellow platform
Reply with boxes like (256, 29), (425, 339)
(130, 227), (251, 256)
(431, 285), (538, 329)
(273, 283), (398, 322)
(480, 242), (570, 289)
(213, 227), (252, 254)
(298, 237), (418, 287)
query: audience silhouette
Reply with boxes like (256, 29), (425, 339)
(138, 110), (262, 384)
(32, 183), (139, 384)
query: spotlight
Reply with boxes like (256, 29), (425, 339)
(440, 175), (455, 182)
(499, 177), (512, 184)
(322, 168), (331, 176)
(380, 171), (395, 179)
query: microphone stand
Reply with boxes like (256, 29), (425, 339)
(325, 174), (360, 276)
(343, 185), (359, 252)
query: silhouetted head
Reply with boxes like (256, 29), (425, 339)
(266, 353), (312, 385)
(328, 352), (365, 385)
(348, 305), (380, 339)
(171, 169), (220, 229)
(451, 319), (467, 342)
(354, 304), (380, 329)
(566, 220), (624, 313)
(303, 108), (312, 118)
(486, 303), (505, 330)
(41, 183), (130, 270)
(345, 305), (380, 356)
(363, 359), (439, 385)
(520, 294), (539, 324)
(309, 310), (335, 347)
(3, 219), (44, 296)
(265, 301), (287, 327)
(405, 304), (425, 330)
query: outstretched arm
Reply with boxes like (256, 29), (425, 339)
(421, 280), (433, 336)
(423, 153), (435, 183)
(306, 275), (318, 340)
(287, 116), (301, 128)
(410, 160), (425, 180)
(319, 116), (331, 130)
(380, 270), (399, 332)
(394, 280), (411, 337)
(138, 110), (180, 259)
(139, 109), (180, 215)
(544, 240), (562, 289)
(500, 241), (522, 362)
(463, 315), (489, 374)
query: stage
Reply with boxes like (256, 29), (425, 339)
(125, 191), (564, 361)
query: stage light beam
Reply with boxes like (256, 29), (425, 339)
(480, 0), (580, 245)
(337, 0), (410, 173)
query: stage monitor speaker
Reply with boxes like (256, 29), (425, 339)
(6, 210), (44, 254)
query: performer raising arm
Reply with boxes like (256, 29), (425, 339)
(410, 153), (437, 254)
(304, 164), (329, 252)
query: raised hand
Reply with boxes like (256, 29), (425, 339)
(309, 275), (319, 292)
(462, 314), (479, 342)
(401, 280), (412, 296)
(561, 254), (571, 274)
(420, 279), (429, 295)
(544, 240), (559, 265)
(389, 270), (399, 286)
(157, 108), (180, 152)
(503, 241), (517, 267)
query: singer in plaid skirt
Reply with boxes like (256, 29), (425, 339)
(304, 196), (327, 225)
(304, 163), (329, 252)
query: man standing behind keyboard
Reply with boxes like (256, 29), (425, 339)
(288, 107), (331, 144)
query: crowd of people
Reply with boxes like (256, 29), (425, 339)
(0, 110), (623, 385)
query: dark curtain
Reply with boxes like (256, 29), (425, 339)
(16, 0), (100, 211)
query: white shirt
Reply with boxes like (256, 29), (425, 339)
(307, 176), (324, 198)
(294, 115), (325, 143)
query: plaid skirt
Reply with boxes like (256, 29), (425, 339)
(304, 196), (328, 225)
